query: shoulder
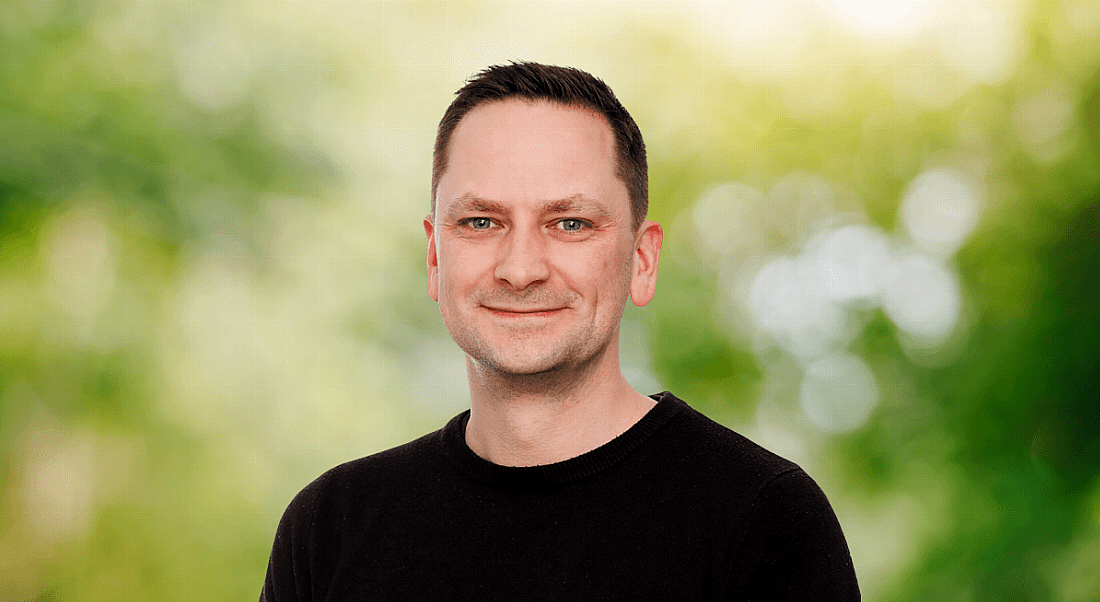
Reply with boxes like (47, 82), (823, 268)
(328, 428), (442, 484)
(652, 394), (858, 598)
(280, 424), (447, 523)
(731, 464), (859, 599)
(652, 392), (800, 485)
(648, 393), (849, 540)
(261, 421), (458, 602)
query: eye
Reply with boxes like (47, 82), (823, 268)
(556, 218), (590, 233)
(461, 217), (495, 230)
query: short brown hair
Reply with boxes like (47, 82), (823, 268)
(432, 62), (648, 231)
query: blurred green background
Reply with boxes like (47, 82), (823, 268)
(2, 1), (1099, 600)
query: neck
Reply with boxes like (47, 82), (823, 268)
(463, 346), (656, 467)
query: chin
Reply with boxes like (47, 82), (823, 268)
(478, 341), (612, 382)
(466, 344), (570, 377)
(479, 356), (565, 378)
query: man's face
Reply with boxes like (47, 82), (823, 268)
(426, 99), (659, 378)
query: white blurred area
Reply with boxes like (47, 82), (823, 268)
(706, 164), (984, 435)
(699, 163), (986, 592)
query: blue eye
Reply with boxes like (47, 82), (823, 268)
(558, 219), (587, 232)
(465, 217), (493, 230)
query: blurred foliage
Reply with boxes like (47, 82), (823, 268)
(2, 1), (1099, 601)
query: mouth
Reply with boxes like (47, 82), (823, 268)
(483, 306), (565, 318)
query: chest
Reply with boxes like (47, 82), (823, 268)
(318, 485), (741, 601)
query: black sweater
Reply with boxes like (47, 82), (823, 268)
(261, 392), (859, 601)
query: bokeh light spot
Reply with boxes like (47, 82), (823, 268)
(23, 431), (97, 543)
(882, 253), (961, 342)
(824, 0), (936, 41)
(938, 2), (1022, 85)
(1013, 85), (1076, 148)
(900, 167), (983, 257)
(711, 2), (810, 81)
(43, 204), (117, 338)
(803, 224), (893, 303)
(175, 18), (253, 110)
(769, 172), (837, 239)
(800, 353), (879, 432)
(749, 256), (850, 359)
(692, 183), (768, 259)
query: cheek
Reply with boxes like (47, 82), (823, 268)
(438, 246), (485, 295)
(571, 245), (632, 299)
(437, 269), (466, 304)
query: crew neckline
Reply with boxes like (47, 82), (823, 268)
(439, 391), (685, 490)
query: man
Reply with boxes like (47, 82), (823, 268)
(261, 62), (859, 601)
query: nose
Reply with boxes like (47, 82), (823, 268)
(494, 226), (551, 291)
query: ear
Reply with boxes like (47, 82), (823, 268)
(425, 214), (439, 302)
(629, 220), (663, 307)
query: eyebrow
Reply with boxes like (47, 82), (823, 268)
(445, 193), (615, 221)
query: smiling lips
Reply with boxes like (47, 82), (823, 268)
(483, 306), (564, 317)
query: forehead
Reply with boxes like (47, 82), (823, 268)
(436, 99), (627, 216)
